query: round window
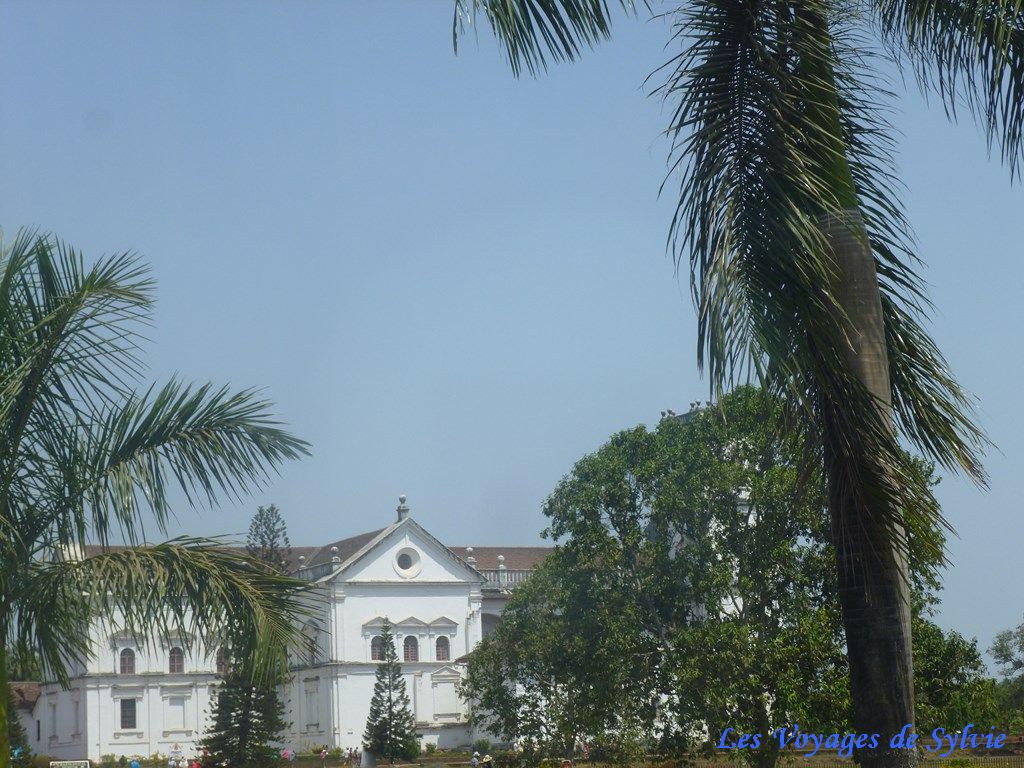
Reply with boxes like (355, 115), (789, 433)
(394, 547), (421, 578)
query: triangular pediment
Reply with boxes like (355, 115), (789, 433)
(321, 517), (484, 585)
(431, 665), (462, 681)
(362, 615), (437, 631)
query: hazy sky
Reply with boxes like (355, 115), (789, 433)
(2, 0), (1022, 664)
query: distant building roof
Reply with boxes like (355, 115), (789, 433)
(448, 546), (553, 570)
(9, 682), (40, 712)
(81, 534), (553, 574)
(295, 529), (387, 570)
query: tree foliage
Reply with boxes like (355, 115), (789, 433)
(201, 666), (289, 768)
(991, 616), (1024, 680)
(247, 504), (292, 571)
(450, 3), (1013, 763)
(5, 688), (30, 768)
(911, 615), (997, 733)
(203, 505), (294, 768)
(465, 388), (848, 764)
(990, 616), (1024, 731)
(463, 388), (990, 766)
(363, 620), (419, 762)
(0, 231), (311, 768)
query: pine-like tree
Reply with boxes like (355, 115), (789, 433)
(363, 620), (419, 762)
(201, 668), (288, 768)
(202, 505), (292, 767)
(247, 504), (292, 571)
(6, 687), (32, 768)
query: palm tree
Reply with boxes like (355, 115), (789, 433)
(452, 2), (1013, 765)
(0, 231), (312, 767)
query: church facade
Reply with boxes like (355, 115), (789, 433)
(18, 499), (551, 762)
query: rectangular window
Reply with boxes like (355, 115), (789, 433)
(120, 698), (137, 730)
(433, 680), (458, 716)
(73, 700), (80, 735)
(167, 696), (186, 729)
(35, 720), (40, 742)
(303, 681), (319, 729)
(49, 704), (57, 738)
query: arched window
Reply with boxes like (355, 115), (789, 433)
(215, 647), (229, 676)
(119, 648), (135, 675)
(435, 636), (450, 662)
(370, 636), (385, 661)
(169, 646), (184, 674)
(404, 635), (418, 662)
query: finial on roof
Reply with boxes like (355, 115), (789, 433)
(497, 554), (506, 570)
(397, 494), (410, 522)
(331, 545), (340, 564)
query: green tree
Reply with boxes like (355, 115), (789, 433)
(911, 616), (997, 733)
(5, 687), (31, 768)
(467, 388), (849, 767)
(451, 4), (1012, 765)
(465, 388), (989, 768)
(461, 551), (661, 761)
(203, 506), (294, 768)
(0, 231), (311, 768)
(363, 620), (419, 762)
(201, 666), (289, 768)
(3, 650), (41, 684)
(991, 616), (1024, 680)
(990, 616), (1024, 731)
(247, 504), (292, 571)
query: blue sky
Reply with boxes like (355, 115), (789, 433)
(2, 0), (1022, 664)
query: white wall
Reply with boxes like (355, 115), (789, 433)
(29, 671), (217, 762)
(31, 520), (494, 760)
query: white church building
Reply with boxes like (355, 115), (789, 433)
(15, 498), (551, 762)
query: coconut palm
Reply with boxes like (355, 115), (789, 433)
(0, 230), (311, 766)
(453, 1), (1014, 764)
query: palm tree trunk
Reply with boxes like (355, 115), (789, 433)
(797, 9), (916, 768)
(820, 215), (917, 768)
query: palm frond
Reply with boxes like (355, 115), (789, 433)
(22, 380), (310, 553)
(831, 27), (990, 484)
(0, 231), (310, 692)
(658, 0), (849, 391)
(0, 233), (153, 501)
(652, 0), (986, 571)
(876, 0), (1024, 177)
(14, 540), (317, 686)
(453, 0), (637, 75)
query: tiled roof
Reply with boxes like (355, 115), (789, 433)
(448, 546), (553, 570)
(80, 533), (553, 573)
(9, 682), (41, 712)
(298, 528), (388, 570)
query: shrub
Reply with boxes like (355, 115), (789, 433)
(425, 744), (437, 754)
(31, 755), (52, 768)
(474, 740), (492, 756)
